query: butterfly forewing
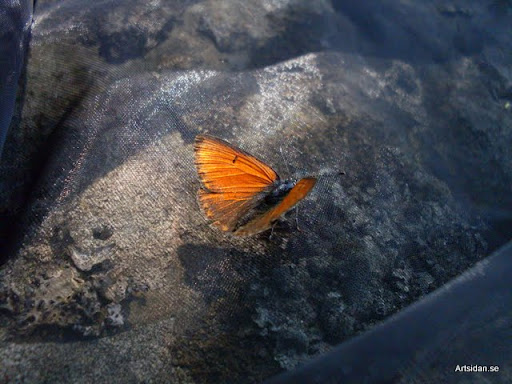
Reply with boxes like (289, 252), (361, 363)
(194, 135), (278, 193)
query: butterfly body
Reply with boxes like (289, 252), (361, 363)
(233, 178), (295, 225)
(194, 135), (316, 236)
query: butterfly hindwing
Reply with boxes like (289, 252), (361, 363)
(198, 189), (263, 232)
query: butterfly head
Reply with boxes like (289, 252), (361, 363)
(266, 179), (297, 203)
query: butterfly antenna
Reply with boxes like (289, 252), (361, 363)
(318, 170), (346, 179)
(279, 146), (291, 176)
(279, 145), (302, 230)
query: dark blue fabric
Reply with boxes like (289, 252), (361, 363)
(0, 0), (33, 156)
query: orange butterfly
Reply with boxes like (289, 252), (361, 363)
(194, 134), (317, 236)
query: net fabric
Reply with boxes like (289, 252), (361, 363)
(0, 0), (511, 383)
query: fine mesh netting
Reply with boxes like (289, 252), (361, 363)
(1, 0), (511, 383)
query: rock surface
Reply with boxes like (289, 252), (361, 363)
(0, 0), (511, 383)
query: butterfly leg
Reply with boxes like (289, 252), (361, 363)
(269, 220), (280, 240)
(294, 205), (305, 232)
